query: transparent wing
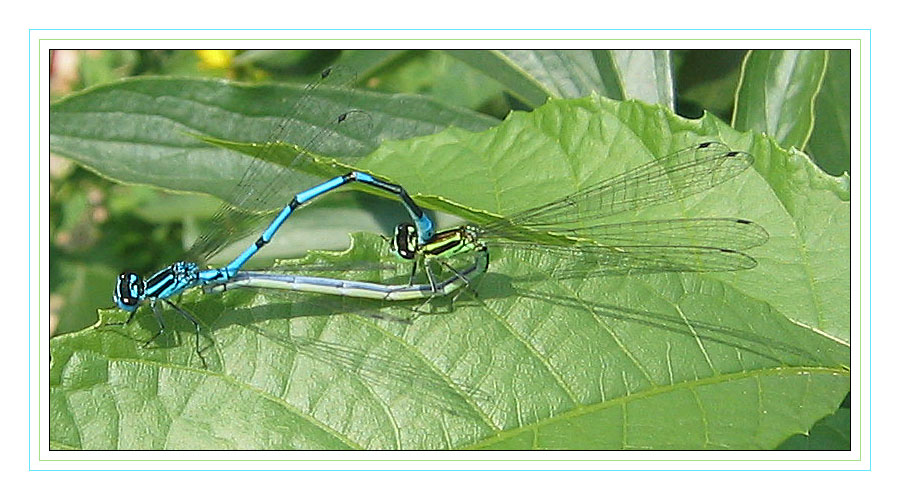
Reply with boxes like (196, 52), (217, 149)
(536, 217), (769, 251)
(492, 240), (759, 278)
(482, 142), (755, 237)
(186, 66), (370, 263)
(290, 336), (490, 418)
(241, 319), (490, 418)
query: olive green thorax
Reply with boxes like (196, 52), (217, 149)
(391, 223), (484, 262)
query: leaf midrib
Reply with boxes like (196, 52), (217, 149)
(462, 364), (849, 450)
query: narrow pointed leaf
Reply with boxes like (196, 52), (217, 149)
(733, 50), (828, 149)
(807, 50), (851, 175)
(610, 49), (674, 108)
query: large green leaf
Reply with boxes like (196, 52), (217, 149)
(50, 75), (500, 262)
(50, 94), (849, 450)
(49, 75), (498, 210)
(356, 96), (850, 342)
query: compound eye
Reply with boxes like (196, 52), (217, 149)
(114, 272), (143, 310)
(392, 223), (418, 261)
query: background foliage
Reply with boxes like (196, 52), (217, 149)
(48, 49), (851, 450)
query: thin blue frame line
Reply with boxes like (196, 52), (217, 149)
(868, 31), (872, 470)
(35, 43), (869, 467)
(22, 463), (877, 470)
(30, 28), (870, 31)
(28, 31), (31, 470)
(35, 32), (870, 470)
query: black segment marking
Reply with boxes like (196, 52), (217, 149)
(431, 239), (461, 256)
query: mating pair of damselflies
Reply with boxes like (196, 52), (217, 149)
(111, 68), (767, 387)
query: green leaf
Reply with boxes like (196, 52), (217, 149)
(365, 51), (506, 112)
(776, 407), (850, 450)
(447, 50), (674, 110)
(357, 96), (850, 342)
(447, 49), (625, 107)
(52, 226), (848, 450)
(49, 75), (500, 261)
(194, 134), (552, 244)
(49, 76), (499, 210)
(608, 50), (674, 108)
(331, 49), (407, 77)
(50, 95), (849, 450)
(733, 50), (829, 149)
(807, 50), (851, 176)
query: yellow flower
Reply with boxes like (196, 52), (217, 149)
(196, 50), (235, 69)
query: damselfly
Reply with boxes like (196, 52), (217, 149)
(110, 68), (438, 362)
(384, 142), (768, 286)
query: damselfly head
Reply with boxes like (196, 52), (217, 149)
(391, 223), (419, 261)
(113, 272), (144, 312)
